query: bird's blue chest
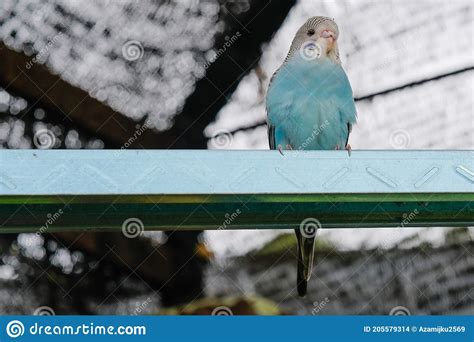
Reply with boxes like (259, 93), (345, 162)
(266, 55), (356, 150)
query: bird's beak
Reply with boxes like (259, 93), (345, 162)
(321, 30), (337, 45)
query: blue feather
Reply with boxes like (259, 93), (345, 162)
(266, 54), (357, 150)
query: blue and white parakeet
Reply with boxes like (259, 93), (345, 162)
(266, 16), (357, 297)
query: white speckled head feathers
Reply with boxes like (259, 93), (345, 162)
(286, 16), (341, 64)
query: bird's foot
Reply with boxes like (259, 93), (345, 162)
(334, 144), (340, 150)
(345, 144), (352, 157)
(277, 144), (293, 155)
(277, 144), (284, 156)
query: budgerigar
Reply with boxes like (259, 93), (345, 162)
(266, 16), (357, 297)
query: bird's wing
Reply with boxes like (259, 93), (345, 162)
(345, 122), (352, 147)
(332, 64), (356, 147)
(267, 122), (276, 150)
(267, 66), (281, 90)
(266, 67), (283, 151)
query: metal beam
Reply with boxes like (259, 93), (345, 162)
(0, 150), (472, 232)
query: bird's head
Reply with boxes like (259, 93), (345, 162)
(287, 16), (341, 64)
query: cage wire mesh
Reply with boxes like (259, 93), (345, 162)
(0, 0), (472, 314)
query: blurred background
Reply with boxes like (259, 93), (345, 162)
(0, 0), (473, 315)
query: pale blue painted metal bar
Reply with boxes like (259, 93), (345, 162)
(1, 150), (472, 195)
(0, 150), (473, 232)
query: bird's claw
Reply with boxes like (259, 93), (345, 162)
(277, 144), (293, 155)
(345, 144), (352, 157)
(277, 144), (284, 156)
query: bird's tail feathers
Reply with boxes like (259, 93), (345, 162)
(295, 228), (317, 297)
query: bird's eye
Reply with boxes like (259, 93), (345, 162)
(307, 29), (315, 36)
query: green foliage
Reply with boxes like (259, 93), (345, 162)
(444, 227), (472, 245)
